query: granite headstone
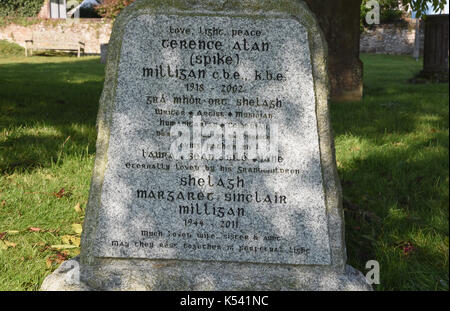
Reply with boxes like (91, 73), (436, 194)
(41, 0), (372, 291)
(100, 43), (109, 64)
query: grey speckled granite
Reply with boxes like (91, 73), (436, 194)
(41, 0), (371, 291)
(97, 14), (330, 266)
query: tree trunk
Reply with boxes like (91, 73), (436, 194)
(421, 14), (449, 82)
(304, 0), (363, 102)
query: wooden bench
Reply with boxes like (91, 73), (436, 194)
(25, 32), (85, 57)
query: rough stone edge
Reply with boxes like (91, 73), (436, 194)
(40, 257), (94, 291)
(304, 3), (348, 271)
(41, 257), (370, 291)
(42, 0), (371, 291)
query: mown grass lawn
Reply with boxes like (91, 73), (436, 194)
(0, 52), (103, 290)
(0, 47), (448, 290)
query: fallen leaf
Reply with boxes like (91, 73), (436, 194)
(60, 236), (71, 244)
(45, 257), (53, 268)
(46, 252), (68, 268)
(54, 188), (66, 198)
(74, 203), (82, 213)
(28, 227), (42, 232)
(6, 230), (20, 235)
(0, 232), (5, 240)
(1, 200), (5, 207)
(4, 241), (16, 248)
(403, 243), (416, 256)
(61, 235), (80, 247)
(50, 244), (78, 250)
(72, 224), (82, 234)
(62, 136), (71, 146)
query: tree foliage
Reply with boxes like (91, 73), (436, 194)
(93, 0), (447, 20)
(361, 0), (447, 30)
(0, 0), (44, 17)
(95, 0), (136, 18)
(402, 0), (448, 17)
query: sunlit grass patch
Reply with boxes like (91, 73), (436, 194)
(333, 54), (449, 291)
(0, 55), (103, 290)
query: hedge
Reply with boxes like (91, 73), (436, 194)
(0, 0), (45, 17)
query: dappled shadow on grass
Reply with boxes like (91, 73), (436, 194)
(330, 55), (449, 290)
(28, 51), (84, 58)
(336, 123), (448, 290)
(0, 57), (105, 174)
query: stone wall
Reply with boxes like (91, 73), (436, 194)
(360, 19), (424, 56)
(0, 19), (113, 54)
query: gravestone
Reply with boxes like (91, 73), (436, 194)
(100, 43), (109, 64)
(420, 14), (449, 82)
(41, 0), (371, 291)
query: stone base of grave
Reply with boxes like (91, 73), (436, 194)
(408, 70), (449, 84)
(40, 257), (92, 291)
(41, 256), (372, 291)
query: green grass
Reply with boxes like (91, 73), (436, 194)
(334, 54), (449, 291)
(0, 53), (448, 291)
(0, 55), (103, 290)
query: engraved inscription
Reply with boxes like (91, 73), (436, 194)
(94, 15), (331, 265)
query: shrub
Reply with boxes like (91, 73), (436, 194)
(0, 0), (44, 17)
(95, 0), (135, 19)
(79, 6), (101, 18)
(0, 40), (25, 57)
(379, 0), (405, 22)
